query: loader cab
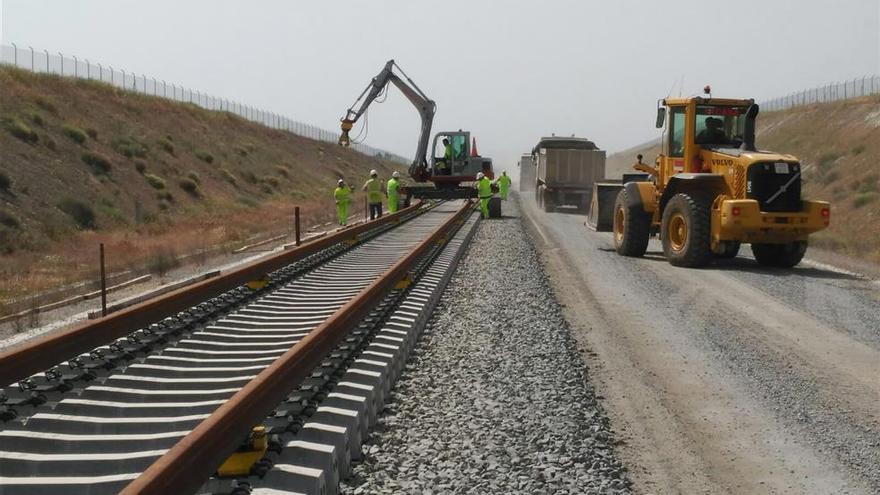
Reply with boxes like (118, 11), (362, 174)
(656, 97), (755, 187)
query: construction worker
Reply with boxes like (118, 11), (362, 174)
(363, 169), (384, 220)
(497, 170), (512, 200)
(334, 179), (353, 226)
(476, 172), (492, 219)
(387, 171), (401, 213)
(436, 138), (452, 175)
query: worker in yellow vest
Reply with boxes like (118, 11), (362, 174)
(363, 169), (385, 220)
(387, 171), (401, 213)
(497, 170), (512, 200)
(334, 179), (353, 226)
(476, 172), (492, 219)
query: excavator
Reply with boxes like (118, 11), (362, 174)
(338, 60), (494, 201)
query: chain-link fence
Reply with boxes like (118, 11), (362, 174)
(0, 43), (408, 163)
(761, 75), (880, 111)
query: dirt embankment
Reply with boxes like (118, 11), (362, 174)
(606, 95), (880, 264)
(0, 67), (401, 308)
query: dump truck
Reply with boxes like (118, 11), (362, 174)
(590, 90), (830, 268)
(533, 137), (606, 212)
(518, 153), (535, 192)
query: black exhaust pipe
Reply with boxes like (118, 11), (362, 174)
(742, 103), (759, 151)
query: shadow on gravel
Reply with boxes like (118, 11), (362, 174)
(713, 258), (863, 280)
(546, 208), (588, 216)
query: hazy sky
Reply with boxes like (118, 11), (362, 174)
(2, 1), (879, 169)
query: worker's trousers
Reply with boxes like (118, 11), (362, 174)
(337, 202), (349, 226)
(479, 197), (490, 219)
(369, 202), (383, 220)
(388, 195), (399, 214)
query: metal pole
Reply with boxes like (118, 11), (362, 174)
(72, 55), (78, 77)
(11, 42), (17, 66)
(43, 49), (49, 72)
(58, 52), (64, 75)
(294, 207), (301, 246)
(28, 46), (34, 71)
(99, 243), (108, 317)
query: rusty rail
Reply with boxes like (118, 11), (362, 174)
(0, 202), (423, 387)
(118, 200), (473, 495)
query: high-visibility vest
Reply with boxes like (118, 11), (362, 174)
(334, 186), (351, 204)
(477, 177), (493, 198)
(444, 144), (453, 161)
(387, 178), (400, 198)
(498, 174), (511, 190)
(364, 178), (383, 204)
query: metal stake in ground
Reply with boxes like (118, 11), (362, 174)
(294, 206), (301, 246)
(99, 243), (107, 317)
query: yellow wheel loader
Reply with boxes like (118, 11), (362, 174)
(591, 90), (830, 268)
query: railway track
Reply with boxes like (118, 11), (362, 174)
(0, 200), (479, 495)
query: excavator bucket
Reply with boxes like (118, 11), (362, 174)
(587, 181), (623, 232)
(338, 119), (354, 147)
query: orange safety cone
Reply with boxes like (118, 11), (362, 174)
(471, 137), (479, 157)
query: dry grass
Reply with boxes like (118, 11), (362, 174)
(0, 65), (397, 307)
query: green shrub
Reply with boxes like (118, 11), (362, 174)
(274, 165), (290, 178)
(61, 124), (88, 144)
(261, 176), (280, 189)
(186, 171), (201, 184)
(156, 190), (174, 202)
(29, 112), (45, 127)
(86, 128), (98, 139)
(818, 152), (840, 168)
(6, 119), (39, 143)
(852, 145), (866, 155)
(220, 168), (237, 186)
(158, 139), (175, 155)
(858, 179), (878, 194)
(241, 170), (258, 184)
(81, 151), (112, 175)
(134, 160), (147, 174)
(0, 209), (21, 229)
(144, 173), (166, 189)
(0, 172), (10, 191)
(147, 246), (179, 276)
(853, 193), (877, 208)
(44, 135), (57, 151)
(820, 170), (840, 185)
(58, 198), (96, 229)
(178, 178), (200, 196)
(112, 137), (148, 158)
(158, 200), (170, 211)
(34, 96), (58, 115)
(194, 150), (214, 164)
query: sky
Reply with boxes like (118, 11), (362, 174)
(2, 0), (879, 169)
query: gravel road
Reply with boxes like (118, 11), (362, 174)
(344, 200), (631, 494)
(519, 194), (880, 495)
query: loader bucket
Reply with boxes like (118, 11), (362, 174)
(587, 182), (624, 232)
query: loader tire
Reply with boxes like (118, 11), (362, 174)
(661, 193), (713, 267)
(613, 188), (650, 257)
(752, 241), (807, 268)
(714, 241), (741, 259)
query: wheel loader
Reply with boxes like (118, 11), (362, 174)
(589, 90), (830, 268)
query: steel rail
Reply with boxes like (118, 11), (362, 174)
(0, 202), (423, 387)
(119, 200), (473, 495)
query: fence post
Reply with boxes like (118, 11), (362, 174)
(72, 55), (78, 77)
(11, 42), (17, 66)
(28, 45), (34, 71)
(43, 49), (49, 72)
(58, 52), (63, 75)
(294, 207), (301, 246)
(99, 243), (107, 317)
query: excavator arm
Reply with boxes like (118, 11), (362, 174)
(339, 60), (436, 182)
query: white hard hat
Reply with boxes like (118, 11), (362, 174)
(337, 179), (344, 186)
(392, 171), (400, 178)
(370, 169), (378, 176)
(476, 172), (484, 180)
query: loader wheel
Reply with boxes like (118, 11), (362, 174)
(714, 241), (741, 259)
(752, 241), (807, 268)
(661, 193), (713, 267)
(612, 188), (650, 257)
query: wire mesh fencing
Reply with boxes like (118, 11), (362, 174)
(761, 75), (880, 111)
(0, 43), (408, 164)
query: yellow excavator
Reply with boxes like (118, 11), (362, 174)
(590, 88), (830, 268)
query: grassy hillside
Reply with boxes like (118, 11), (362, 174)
(606, 94), (880, 264)
(0, 66), (400, 305)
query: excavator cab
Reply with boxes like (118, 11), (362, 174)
(430, 131), (492, 183)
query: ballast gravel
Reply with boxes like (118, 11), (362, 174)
(342, 200), (631, 494)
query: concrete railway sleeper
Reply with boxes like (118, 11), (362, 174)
(0, 201), (474, 495)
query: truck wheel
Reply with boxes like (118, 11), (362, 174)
(613, 188), (650, 257)
(661, 193), (713, 267)
(714, 241), (741, 259)
(542, 191), (554, 212)
(752, 241), (807, 268)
